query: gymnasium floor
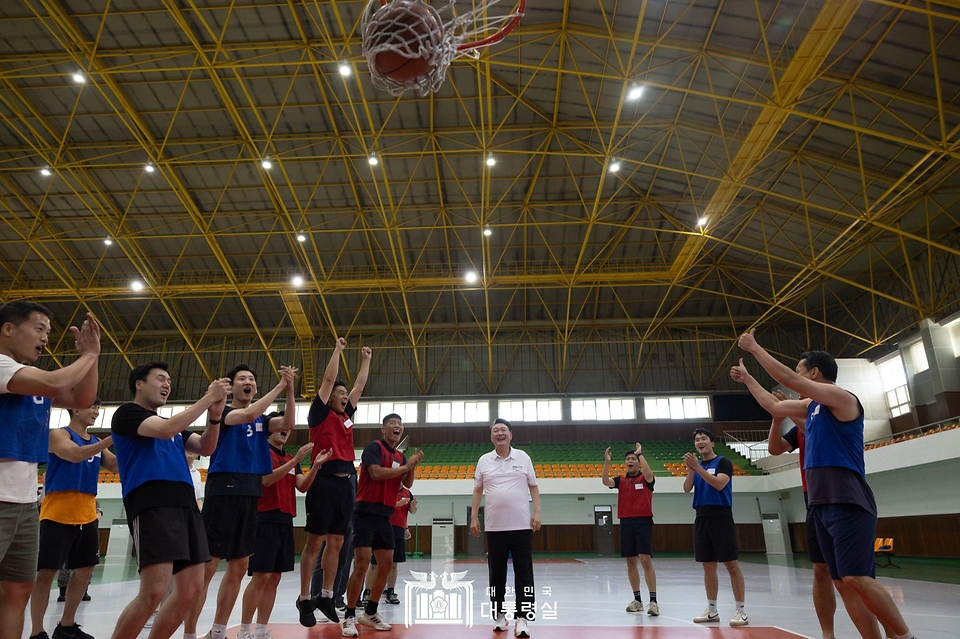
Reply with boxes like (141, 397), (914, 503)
(30, 555), (959, 639)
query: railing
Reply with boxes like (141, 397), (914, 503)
(722, 430), (772, 464)
(864, 414), (959, 449)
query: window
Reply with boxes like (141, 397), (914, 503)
(498, 399), (561, 423)
(49, 408), (70, 429)
(643, 396), (710, 420)
(426, 400), (490, 423)
(950, 322), (960, 358)
(570, 398), (636, 421)
(909, 341), (929, 373)
(877, 356), (910, 417)
(354, 402), (418, 425)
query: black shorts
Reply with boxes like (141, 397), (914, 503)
(202, 494), (259, 560)
(37, 519), (100, 571)
(372, 526), (407, 565)
(130, 506), (209, 574)
(248, 520), (295, 575)
(694, 514), (739, 563)
(619, 517), (653, 558)
(352, 511), (394, 551)
(305, 475), (356, 537)
(806, 507), (826, 564)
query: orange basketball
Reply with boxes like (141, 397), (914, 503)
(368, 0), (442, 84)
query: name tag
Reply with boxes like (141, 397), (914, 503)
(288, 468), (296, 475)
(707, 468), (716, 475)
(634, 483), (643, 490)
(343, 418), (353, 429)
(812, 405), (821, 416)
(255, 422), (263, 432)
(391, 461), (401, 468)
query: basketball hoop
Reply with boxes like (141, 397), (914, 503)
(361, 0), (525, 96)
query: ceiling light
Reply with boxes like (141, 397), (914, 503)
(697, 217), (707, 227)
(297, 233), (306, 243)
(486, 155), (496, 167)
(627, 84), (644, 100)
(465, 271), (479, 284)
(40, 167), (51, 176)
(130, 281), (144, 291)
(291, 275), (304, 287)
(144, 163), (155, 173)
(261, 157), (272, 170)
(609, 160), (621, 173)
(368, 154), (378, 166)
(104, 238), (113, 246)
(72, 72), (85, 84)
(339, 61), (352, 76)
(483, 227), (492, 237)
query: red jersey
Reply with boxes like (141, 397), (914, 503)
(613, 473), (655, 519)
(308, 396), (356, 474)
(258, 445), (300, 517)
(390, 486), (413, 528)
(356, 439), (406, 517)
(785, 426), (807, 493)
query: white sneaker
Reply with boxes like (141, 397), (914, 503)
(341, 616), (359, 637)
(494, 613), (509, 631)
(729, 609), (749, 626)
(358, 612), (392, 631)
(626, 599), (644, 612)
(236, 632), (254, 639)
(693, 608), (720, 623)
(515, 618), (530, 638)
(647, 601), (659, 616)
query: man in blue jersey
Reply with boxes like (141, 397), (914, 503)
(732, 331), (916, 639)
(682, 428), (748, 627)
(0, 301), (100, 639)
(29, 398), (116, 639)
(182, 364), (298, 639)
(109, 362), (231, 639)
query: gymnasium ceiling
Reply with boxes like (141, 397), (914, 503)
(1, 0), (959, 395)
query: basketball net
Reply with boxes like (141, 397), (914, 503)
(361, 0), (525, 96)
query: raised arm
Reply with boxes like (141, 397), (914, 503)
(682, 453), (696, 493)
(267, 368), (298, 433)
(138, 378), (231, 440)
(636, 443), (655, 484)
(48, 429), (113, 463)
(731, 358), (810, 422)
(767, 416), (792, 455)
(296, 448), (329, 493)
(264, 443), (313, 487)
(348, 346), (372, 407)
(601, 447), (615, 488)
(226, 366), (298, 428)
(317, 338), (346, 405)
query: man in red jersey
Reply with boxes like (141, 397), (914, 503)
(340, 413), (422, 637)
(296, 338), (372, 626)
(602, 444), (659, 616)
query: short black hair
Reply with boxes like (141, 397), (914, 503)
(226, 363), (256, 384)
(624, 450), (639, 460)
(0, 300), (53, 328)
(693, 428), (715, 442)
(69, 396), (102, 417)
(128, 361), (169, 396)
(492, 418), (512, 433)
(332, 380), (347, 391)
(382, 413), (402, 425)
(800, 350), (838, 383)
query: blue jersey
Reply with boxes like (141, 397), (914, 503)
(692, 456), (733, 509)
(111, 403), (193, 499)
(804, 396), (865, 476)
(45, 428), (101, 495)
(207, 407), (272, 476)
(0, 392), (51, 463)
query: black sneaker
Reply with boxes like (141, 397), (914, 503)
(359, 589), (371, 606)
(81, 590), (91, 602)
(52, 623), (94, 639)
(311, 594), (340, 624)
(385, 590), (400, 605)
(57, 588), (66, 603)
(29, 632), (49, 639)
(335, 596), (347, 611)
(296, 596), (317, 627)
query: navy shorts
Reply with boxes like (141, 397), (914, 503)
(811, 504), (876, 580)
(805, 507), (826, 564)
(619, 517), (653, 557)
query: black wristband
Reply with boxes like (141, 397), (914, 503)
(209, 417), (221, 424)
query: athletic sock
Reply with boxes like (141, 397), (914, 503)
(707, 600), (717, 614)
(895, 632), (915, 639)
(633, 590), (643, 601)
(183, 634), (197, 639)
(736, 601), (746, 614)
(365, 601), (379, 616)
(254, 624), (268, 638)
(649, 591), (657, 603)
(321, 589), (334, 599)
(210, 623), (227, 639)
(239, 624), (251, 635)
(345, 607), (356, 619)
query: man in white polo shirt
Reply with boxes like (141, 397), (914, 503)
(470, 418), (541, 639)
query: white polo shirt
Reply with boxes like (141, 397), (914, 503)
(474, 447), (538, 532)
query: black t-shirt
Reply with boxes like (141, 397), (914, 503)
(111, 403), (198, 519)
(204, 405), (266, 498)
(695, 456), (734, 517)
(308, 397), (357, 476)
(807, 467), (877, 516)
